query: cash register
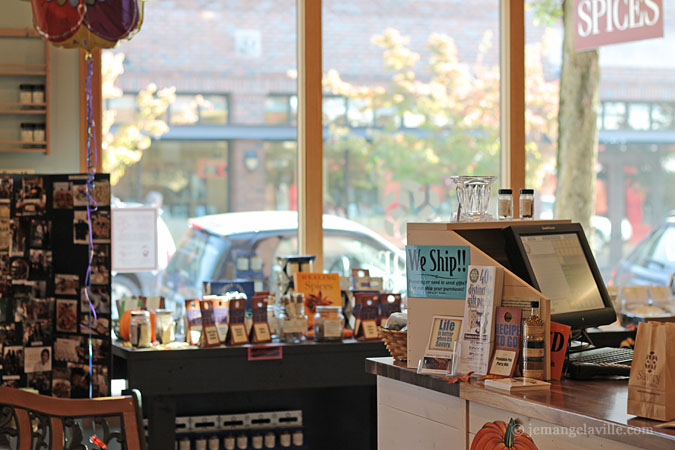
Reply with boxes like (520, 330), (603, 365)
(456, 222), (633, 379)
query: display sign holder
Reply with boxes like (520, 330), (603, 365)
(406, 220), (568, 380)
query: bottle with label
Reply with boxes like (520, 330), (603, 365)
(521, 301), (545, 379)
(519, 188), (534, 219)
(497, 188), (513, 220)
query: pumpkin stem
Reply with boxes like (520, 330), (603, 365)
(504, 418), (517, 448)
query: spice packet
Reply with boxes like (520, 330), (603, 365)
(185, 299), (202, 346)
(378, 293), (402, 327)
(250, 296), (271, 343)
(227, 296), (249, 345)
(353, 293), (380, 340)
(204, 295), (229, 344)
(199, 299), (221, 348)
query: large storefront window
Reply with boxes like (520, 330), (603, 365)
(104, 0), (298, 299)
(321, 0), (503, 269)
(525, 0), (675, 282)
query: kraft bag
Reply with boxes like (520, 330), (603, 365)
(627, 322), (675, 421)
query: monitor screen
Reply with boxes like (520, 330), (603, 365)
(520, 233), (605, 315)
(504, 223), (616, 330)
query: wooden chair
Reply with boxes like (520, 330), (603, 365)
(0, 387), (146, 450)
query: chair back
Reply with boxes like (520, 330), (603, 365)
(0, 387), (146, 450)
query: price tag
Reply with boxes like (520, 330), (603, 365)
(229, 324), (249, 345)
(361, 320), (379, 340)
(248, 346), (283, 361)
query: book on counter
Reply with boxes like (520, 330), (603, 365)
(484, 377), (551, 392)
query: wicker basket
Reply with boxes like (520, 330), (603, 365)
(378, 327), (408, 361)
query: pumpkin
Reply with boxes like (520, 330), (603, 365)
(119, 308), (156, 342)
(470, 418), (538, 450)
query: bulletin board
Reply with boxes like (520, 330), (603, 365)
(0, 173), (111, 398)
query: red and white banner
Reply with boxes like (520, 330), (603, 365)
(574, 0), (664, 51)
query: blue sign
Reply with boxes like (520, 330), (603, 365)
(406, 245), (470, 299)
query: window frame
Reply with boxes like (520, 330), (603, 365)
(86, 0), (526, 270)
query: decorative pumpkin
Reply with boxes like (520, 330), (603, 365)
(470, 418), (538, 450)
(119, 308), (155, 342)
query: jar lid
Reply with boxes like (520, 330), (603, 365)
(498, 189), (512, 194)
(520, 188), (534, 194)
(316, 305), (341, 312)
(156, 309), (172, 316)
(131, 310), (150, 317)
(19, 84), (32, 89)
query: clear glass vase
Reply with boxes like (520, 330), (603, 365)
(450, 175), (496, 221)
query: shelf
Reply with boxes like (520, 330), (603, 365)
(0, 109), (46, 115)
(0, 71), (46, 76)
(0, 102), (47, 107)
(0, 147), (47, 153)
(0, 140), (47, 146)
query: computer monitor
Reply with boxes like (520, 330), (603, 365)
(503, 223), (617, 330)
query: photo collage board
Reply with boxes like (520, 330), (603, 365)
(0, 173), (111, 398)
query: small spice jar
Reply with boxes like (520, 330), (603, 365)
(20, 123), (33, 142)
(519, 188), (534, 219)
(129, 310), (152, 348)
(19, 84), (32, 104)
(263, 432), (275, 448)
(32, 84), (45, 104)
(497, 189), (513, 220)
(155, 309), (175, 344)
(279, 431), (291, 448)
(279, 293), (307, 343)
(33, 124), (45, 143)
(208, 436), (220, 450)
(313, 305), (344, 342)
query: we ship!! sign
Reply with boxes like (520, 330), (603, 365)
(574, 0), (663, 51)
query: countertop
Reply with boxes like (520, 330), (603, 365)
(366, 356), (675, 450)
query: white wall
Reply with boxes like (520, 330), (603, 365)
(0, 1), (80, 173)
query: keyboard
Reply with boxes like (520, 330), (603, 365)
(566, 347), (634, 379)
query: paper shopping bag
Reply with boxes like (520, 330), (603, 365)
(627, 321), (675, 421)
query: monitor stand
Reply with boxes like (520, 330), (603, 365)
(567, 328), (596, 354)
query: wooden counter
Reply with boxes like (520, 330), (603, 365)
(367, 357), (675, 450)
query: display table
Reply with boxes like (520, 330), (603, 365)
(366, 357), (675, 450)
(113, 340), (387, 450)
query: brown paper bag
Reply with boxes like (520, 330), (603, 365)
(627, 322), (675, 421)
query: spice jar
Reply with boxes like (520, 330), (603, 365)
(263, 432), (275, 448)
(19, 84), (32, 104)
(33, 124), (45, 143)
(208, 436), (220, 450)
(313, 305), (344, 342)
(155, 309), (175, 344)
(32, 84), (45, 104)
(519, 188), (534, 219)
(279, 431), (291, 448)
(236, 434), (248, 450)
(224, 435), (235, 450)
(279, 293), (307, 343)
(522, 302), (545, 379)
(497, 189), (513, 220)
(20, 123), (33, 142)
(267, 293), (280, 340)
(292, 430), (303, 446)
(129, 310), (152, 348)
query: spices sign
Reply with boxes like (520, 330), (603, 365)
(574, 0), (664, 51)
(405, 245), (469, 299)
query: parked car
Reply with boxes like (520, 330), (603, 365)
(111, 198), (177, 301)
(159, 211), (406, 312)
(611, 216), (675, 286)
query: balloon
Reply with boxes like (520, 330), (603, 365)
(26, 0), (144, 52)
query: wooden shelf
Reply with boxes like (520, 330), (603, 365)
(0, 109), (46, 115)
(0, 70), (47, 76)
(0, 140), (47, 146)
(0, 147), (47, 153)
(0, 28), (50, 155)
(0, 102), (47, 107)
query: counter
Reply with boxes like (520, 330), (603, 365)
(113, 340), (388, 450)
(366, 357), (675, 450)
